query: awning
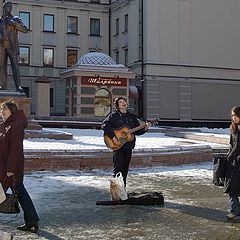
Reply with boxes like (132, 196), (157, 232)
(129, 86), (139, 99)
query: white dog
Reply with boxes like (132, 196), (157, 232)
(0, 230), (13, 240)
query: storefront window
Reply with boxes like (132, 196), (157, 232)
(94, 88), (111, 117)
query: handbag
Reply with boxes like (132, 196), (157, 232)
(0, 177), (20, 214)
(213, 157), (226, 186)
(109, 172), (128, 201)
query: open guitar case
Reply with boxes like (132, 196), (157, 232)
(96, 192), (164, 206)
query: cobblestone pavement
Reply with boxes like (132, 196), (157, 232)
(0, 164), (239, 240)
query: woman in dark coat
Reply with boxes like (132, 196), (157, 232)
(0, 100), (39, 233)
(102, 97), (150, 187)
(224, 106), (240, 220)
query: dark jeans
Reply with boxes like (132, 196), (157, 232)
(229, 194), (240, 215)
(16, 183), (39, 225)
(113, 148), (132, 186)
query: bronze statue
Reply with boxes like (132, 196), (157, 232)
(0, 1), (28, 93)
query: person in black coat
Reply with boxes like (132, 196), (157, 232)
(224, 106), (240, 220)
(102, 97), (150, 187)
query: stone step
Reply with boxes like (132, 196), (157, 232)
(164, 130), (229, 145)
(24, 145), (213, 171)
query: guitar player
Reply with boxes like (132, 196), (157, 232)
(102, 97), (151, 187)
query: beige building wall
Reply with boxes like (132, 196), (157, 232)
(111, 0), (240, 121)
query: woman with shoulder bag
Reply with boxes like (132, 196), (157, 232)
(224, 106), (240, 220)
(0, 100), (39, 233)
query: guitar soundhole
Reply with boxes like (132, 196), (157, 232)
(121, 131), (127, 138)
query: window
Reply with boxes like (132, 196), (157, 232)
(90, 18), (100, 36)
(43, 48), (54, 66)
(116, 18), (119, 35)
(19, 47), (30, 65)
(43, 14), (54, 32)
(94, 88), (111, 117)
(19, 12), (30, 29)
(124, 14), (128, 32)
(115, 51), (119, 64)
(67, 16), (78, 34)
(67, 49), (78, 67)
(22, 87), (29, 97)
(124, 49), (128, 66)
(50, 88), (54, 107)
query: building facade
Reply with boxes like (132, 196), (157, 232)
(111, 0), (240, 122)
(3, 0), (240, 122)
(4, 0), (110, 115)
(61, 52), (135, 121)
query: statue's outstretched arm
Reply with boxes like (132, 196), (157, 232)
(12, 17), (28, 33)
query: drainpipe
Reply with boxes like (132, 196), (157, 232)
(140, 0), (144, 118)
(108, 0), (112, 56)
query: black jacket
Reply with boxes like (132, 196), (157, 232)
(224, 129), (240, 195)
(102, 110), (147, 149)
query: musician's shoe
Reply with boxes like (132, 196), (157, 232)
(17, 223), (39, 233)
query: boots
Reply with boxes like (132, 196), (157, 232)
(17, 223), (39, 233)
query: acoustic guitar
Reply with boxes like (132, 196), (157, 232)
(104, 120), (158, 151)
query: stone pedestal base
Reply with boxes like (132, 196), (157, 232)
(0, 91), (42, 130)
(0, 91), (73, 139)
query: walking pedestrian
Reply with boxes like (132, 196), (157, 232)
(0, 100), (39, 233)
(224, 106), (240, 220)
(102, 97), (150, 187)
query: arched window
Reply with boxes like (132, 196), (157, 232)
(94, 88), (111, 117)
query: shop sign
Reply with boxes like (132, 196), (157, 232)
(81, 76), (127, 86)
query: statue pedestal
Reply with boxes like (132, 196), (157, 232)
(0, 91), (42, 130)
(0, 91), (73, 139)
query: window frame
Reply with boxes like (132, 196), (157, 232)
(19, 11), (30, 30)
(124, 48), (128, 66)
(90, 18), (100, 36)
(67, 16), (78, 34)
(124, 14), (128, 32)
(116, 18), (119, 35)
(67, 49), (78, 67)
(50, 87), (54, 108)
(19, 46), (30, 66)
(43, 14), (54, 32)
(43, 48), (54, 67)
(22, 87), (30, 98)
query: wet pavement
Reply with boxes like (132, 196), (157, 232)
(0, 163), (239, 240)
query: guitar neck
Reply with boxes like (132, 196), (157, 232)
(128, 124), (145, 134)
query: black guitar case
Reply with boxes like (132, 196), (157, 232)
(96, 192), (164, 206)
